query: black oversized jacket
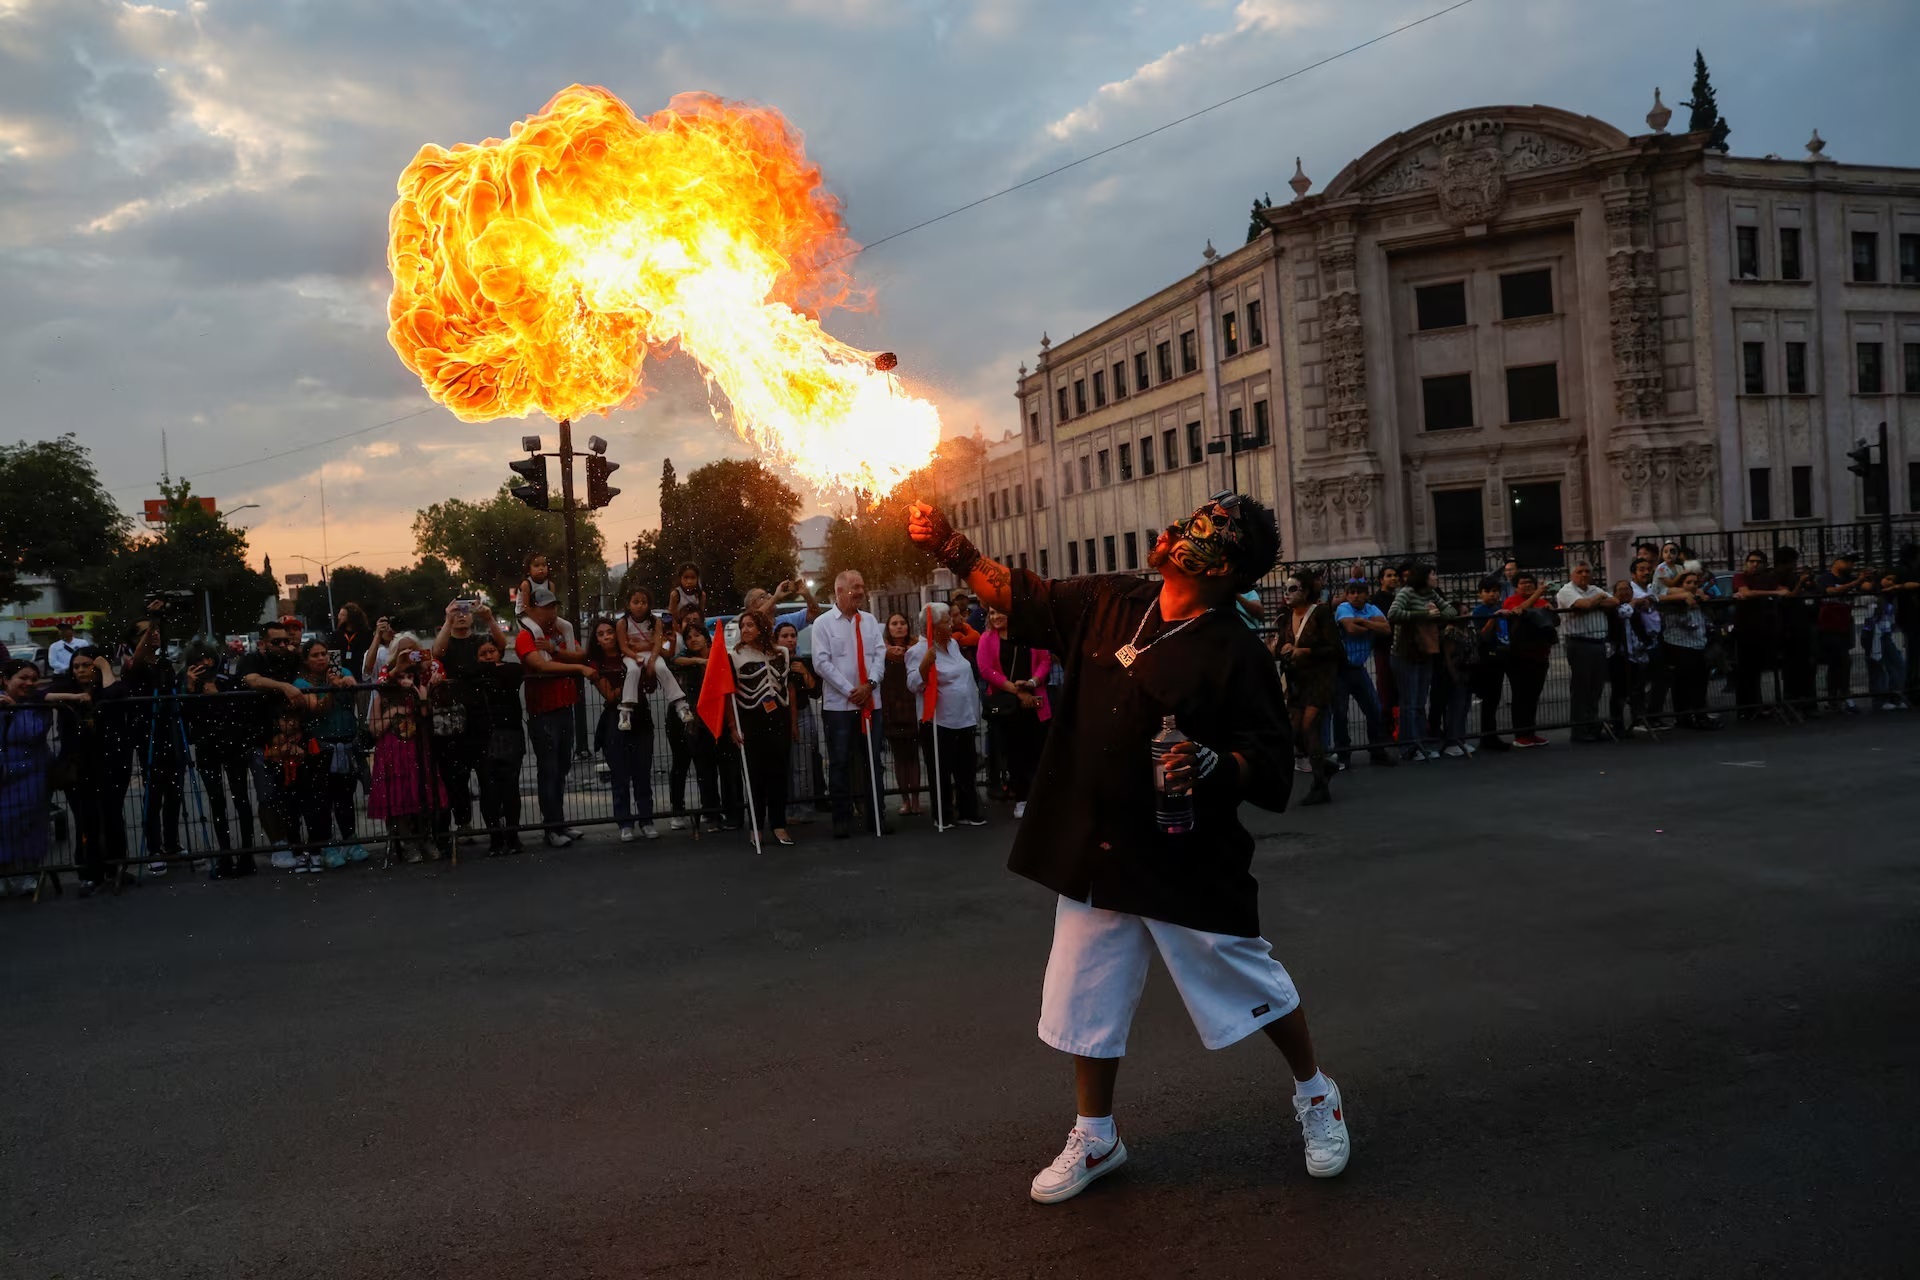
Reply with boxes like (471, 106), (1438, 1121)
(1006, 572), (1292, 937)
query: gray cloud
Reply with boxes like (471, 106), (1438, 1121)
(1, 0), (1914, 574)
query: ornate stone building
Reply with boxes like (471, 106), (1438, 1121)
(977, 100), (1920, 574)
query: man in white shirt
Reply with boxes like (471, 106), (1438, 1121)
(905, 603), (986, 826)
(47, 621), (80, 674)
(810, 569), (891, 838)
(1556, 561), (1618, 743)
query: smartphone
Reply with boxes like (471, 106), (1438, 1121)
(328, 649), (343, 666)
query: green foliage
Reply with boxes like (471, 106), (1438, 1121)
(1247, 192), (1273, 243)
(294, 556), (469, 634)
(823, 501), (930, 591)
(616, 530), (680, 612)
(413, 483), (606, 610)
(78, 478), (273, 641)
(653, 459), (799, 608)
(0, 433), (131, 607)
(1682, 49), (1731, 152)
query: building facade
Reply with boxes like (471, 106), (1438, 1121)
(979, 100), (1920, 575)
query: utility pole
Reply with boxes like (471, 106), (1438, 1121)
(556, 417), (588, 750)
(1877, 421), (1892, 565)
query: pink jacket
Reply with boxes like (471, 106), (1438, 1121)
(977, 628), (1053, 722)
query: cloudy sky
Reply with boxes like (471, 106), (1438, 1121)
(3, 0), (1914, 576)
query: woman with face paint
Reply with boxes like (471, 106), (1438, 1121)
(908, 491), (1351, 1205)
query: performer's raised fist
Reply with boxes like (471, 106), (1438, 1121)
(906, 500), (950, 547)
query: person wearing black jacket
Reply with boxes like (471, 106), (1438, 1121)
(48, 650), (132, 894)
(181, 643), (259, 877)
(119, 618), (189, 873)
(909, 490), (1350, 1206)
(465, 634), (527, 854)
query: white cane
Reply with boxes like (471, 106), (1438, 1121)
(864, 709), (884, 837)
(731, 698), (762, 856)
(930, 710), (946, 832)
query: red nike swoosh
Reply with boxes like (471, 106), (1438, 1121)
(1087, 1145), (1119, 1169)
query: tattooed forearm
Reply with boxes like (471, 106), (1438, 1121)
(970, 558), (1012, 611)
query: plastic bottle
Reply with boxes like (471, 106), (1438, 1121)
(1149, 714), (1196, 835)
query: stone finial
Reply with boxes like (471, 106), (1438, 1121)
(1806, 129), (1826, 159)
(1039, 332), (1051, 352)
(1288, 156), (1311, 199)
(1202, 239), (1218, 262)
(1017, 362), (1027, 379)
(1646, 87), (1671, 134)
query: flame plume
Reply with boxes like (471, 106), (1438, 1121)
(386, 85), (940, 494)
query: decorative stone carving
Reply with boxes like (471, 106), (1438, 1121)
(1436, 138), (1506, 227)
(1674, 442), (1713, 512)
(1610, 442), (1714, 520)
(1605, 197), (1663, 422)
(1353, 121), (1586, 207)
(1330, 475), (1377, 539)
(1317, 244), (1368, 450)
(1298, 478), (1330, 542)
(1646, 88), (1671, 134)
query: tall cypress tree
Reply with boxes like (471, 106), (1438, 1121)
(1682, 49), (1731, 152)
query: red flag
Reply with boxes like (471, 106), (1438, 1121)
(697, 623), (737, 739)
(921, 605), (940, 723)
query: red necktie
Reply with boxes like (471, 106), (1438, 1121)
(853, 615), (871, 730)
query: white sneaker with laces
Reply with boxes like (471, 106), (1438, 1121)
(1441, 744), (1467, 758)
(641, 823), (660, 840)
(1030, 1128), (1127, 1204)
(618, 704), (633, 732)
(669, 816), (688, 831)
(269, 846), (297, 870)
(1295, 1077), (1351, 1178)
(618, 825), (635, 842)
(1013, 801), (1027, 819)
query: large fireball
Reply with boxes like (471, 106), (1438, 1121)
(386, 85), (941, 494)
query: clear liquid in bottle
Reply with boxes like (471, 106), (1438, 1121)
(1149, 713), (1197, 835)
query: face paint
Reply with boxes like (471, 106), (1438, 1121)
(1165, 491), (1248, 579)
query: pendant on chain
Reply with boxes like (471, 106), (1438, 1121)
(1115, 644), (1138, 668)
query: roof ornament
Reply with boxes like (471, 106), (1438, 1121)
(1646, 87), (1671, 134)
(1806, 129), (1826, 160)
(1288, 156), (1312, 199)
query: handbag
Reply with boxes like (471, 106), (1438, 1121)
(984, 641), (1029, 718)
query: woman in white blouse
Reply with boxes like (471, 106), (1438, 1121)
(730, 611), (794, 845)
(905, 603), (985, 827)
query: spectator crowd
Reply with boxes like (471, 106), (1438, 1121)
(2, 536), (1914, 898)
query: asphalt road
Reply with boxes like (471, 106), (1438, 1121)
(4, 714), (1917, 1279)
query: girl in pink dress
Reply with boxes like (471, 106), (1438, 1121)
(367, 649), (448, 862)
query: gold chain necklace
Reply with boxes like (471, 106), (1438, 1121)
(1115, 602), (1212, 668)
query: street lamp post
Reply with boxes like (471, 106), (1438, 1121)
(290, 552), (360, 623)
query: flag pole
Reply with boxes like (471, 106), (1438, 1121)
(864, 710), (884, 837)
(925, 605), (945, 833)
(731, 696), (762, 857)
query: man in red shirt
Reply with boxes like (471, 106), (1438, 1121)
(514, 585), (595, 846)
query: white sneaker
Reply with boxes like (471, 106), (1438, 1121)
(545, 831), (573, 849)
(1029, 1128), (1127, 1204)
(1462, 740), (1478, 755)
(1295, 1078), (1351, 1178)
(618, 825), (635, 842)
(1441, 744), (1467, 758)
(1013, 801), (1027, 819)
(291, 854), (311, 874)
(1294, 758), (1313, 774)
(675, 700), (694, 725)
(641, 824), (660, 840)
(1421, 747), (1443, 762)
(669, 816), (687, 831)
(617, 705), (633, 732)
(146, 860), (170, 875)
(270, 846), (297, 870)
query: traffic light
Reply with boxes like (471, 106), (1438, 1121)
(1846, 438), (1874, 479)
(585, 454), (621, 508)
(509, 454), (549, 511)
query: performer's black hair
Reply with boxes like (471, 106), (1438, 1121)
(1226, 496), (1280, 591)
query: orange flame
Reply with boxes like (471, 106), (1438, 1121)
(386, 85), (940, 494)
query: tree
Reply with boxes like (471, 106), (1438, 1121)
(616, 530), (680, 611)
(78, 478), (273, 641)
(1246, 192), (1273, 243)
(413, 483), (606, 611)
(0, 433), (131, 607)
(1682, 49), (1731, 152)
(823, 497), (931, 591)
(650, 459), (799, 608)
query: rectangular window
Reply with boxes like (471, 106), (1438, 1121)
(1792, 465), (1814, 519)
(1018, 552), (1028, 571)
(1039, 549), (1049, 576)
(1786, 341), (1808, 394)
(1506, 363), (1561, 422)
(972, 498), (981, 527)
(988, 491), (997, 520)
(1074, 379), (1087, 415)
(1079, 455), (1092, 490)
(1057, 387), (1069, 421)
(1906, 343), (1920, 394)
(1852, 231), (1879, 283)
(1749, 467), (1772, 522)
(1139, 436), (1155, 476)
(1135, 350), (1151, 390)
(1124, 531), (1139, 570)
(1117, 442), (1132, 481)
(1000, 487), (1010, 519)
(1112, 361), (1127, 398)
(1092, 370), (1106, 408)
(1028, 410), (1041, 441)
(1186, 420), (1203, 464)
(1736, 225), (1760, 278)
(1499, 268), (1554, 319)
(1013, 483), (1024, 515)
(1096, 449), (1111, 486)
(1742, 342), (1766, 394)
(1246, 298), (1265, 347)
(1857, 342), (1884, 394)
(1252, 400), (1271, 446)
(1102, 536), (1116, 573)
(1155, 341), (1173, 383)
(1221, 311), (1240, 357)
(1162, 428), (1178, 471)
(1779, 227), (1803, 281)
(1179, 330), (1198, 374)
(1061, 461), (1073, 497)
(1034, 478), (1045, 509)
(1228, 405), (1246, 452)
(1416, 281), (1468, 330)
(1085, 539), (1096, 576)
(1068, 542), (1079, 575)
(1902, 233), (1920, 284)
(1422, 372), (1475, 431)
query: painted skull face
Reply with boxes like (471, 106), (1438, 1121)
(1163, 491), (1247, 578)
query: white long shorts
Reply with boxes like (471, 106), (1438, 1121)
(1038, 894), (1300, 1058)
